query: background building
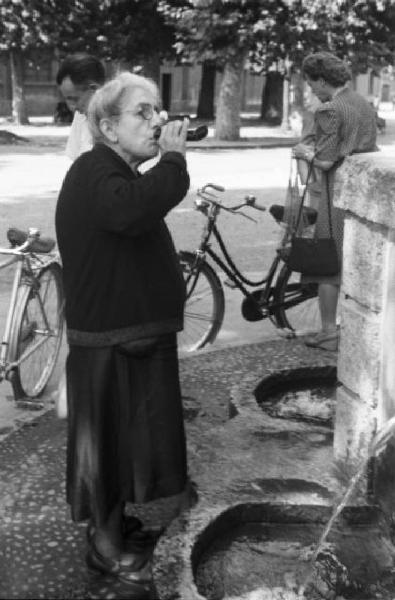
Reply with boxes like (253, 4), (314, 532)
(0, 53), (392, 120)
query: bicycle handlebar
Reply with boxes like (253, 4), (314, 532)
(244, 195), (266, 212)
(201, 183), (225, 193)
(196, 185), (266, 221)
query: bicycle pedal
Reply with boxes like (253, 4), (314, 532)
(224, 278), (237, 289)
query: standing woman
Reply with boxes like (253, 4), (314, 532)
(293, 52), (377, 351)
(55, 72), (189, 585)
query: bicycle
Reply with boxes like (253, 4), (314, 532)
(178, 183), (320, 353)
(0, 227), (64, 401)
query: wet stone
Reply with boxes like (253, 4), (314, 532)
(256, 376), (337, 427)
(195, 513), (395, 600)
(229, 478), (333, 503)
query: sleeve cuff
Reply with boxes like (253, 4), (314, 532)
(160, 151), (187, 170)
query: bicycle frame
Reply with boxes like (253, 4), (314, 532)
(186, 186), (316, 319)
(199, 229), (277, 311)
(180, 185), (321, 352)
(0, 248), (59, 382)
(187, 200), (282, 318)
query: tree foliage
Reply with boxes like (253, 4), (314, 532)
(99, 0), (176, 64)
(0, 0), (177, 121)
(0, 0), (112, 55)
(289, 0), (395, 73)
(159, 0), (395, 73)
(159, 0), (287, 66)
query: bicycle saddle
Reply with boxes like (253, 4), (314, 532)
(269, 204), (317, 226)
(7, 227), (56, 253)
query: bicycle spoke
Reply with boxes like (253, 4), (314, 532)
(186, 287), (215, 305)
(178, 253), (225, 352)
(184, 311), (216, 322)
(12, 264), (64, 398)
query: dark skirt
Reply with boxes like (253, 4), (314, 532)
(65, 333), (187, 524)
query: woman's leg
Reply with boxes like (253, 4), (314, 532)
(93, 502), (123, 559)
(88, 500), (152, 582)
(304, 283), (340, 349)
(318, 282), (339, 331)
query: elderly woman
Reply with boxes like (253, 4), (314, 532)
(55, 72), (189, 586)
(293, 52), (377, 351)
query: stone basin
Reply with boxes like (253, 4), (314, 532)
(254, 366), (338, 428)
(192, 502), (395, 600)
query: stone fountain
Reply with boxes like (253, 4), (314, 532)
(152, 149), (395, 599)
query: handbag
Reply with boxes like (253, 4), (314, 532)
(284, 159), (340, 277)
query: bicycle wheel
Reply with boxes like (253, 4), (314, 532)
(9, 262), (64, 398)
(272, 264), (320, 336)
(178, 251), (225, 352)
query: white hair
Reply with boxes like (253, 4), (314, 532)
(87, 71), (159, 144)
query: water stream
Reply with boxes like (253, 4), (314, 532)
(309, 460), (367, 565)
(195, 418), (395, 599)
(301, 415), (395, 595)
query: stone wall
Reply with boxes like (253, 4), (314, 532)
(333, 150), (395, 511)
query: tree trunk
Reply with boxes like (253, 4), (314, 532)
(292, 70), (305, 111)
(215, 51), (246, 141)
(197, 60), (216, 120)
(281, 75), (291, 131)
(10, 50), (29, 125)
(260, 70), (283, 124)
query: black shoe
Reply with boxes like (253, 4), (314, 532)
(86, 539), (152, 585)
(87, 516), (161, 550)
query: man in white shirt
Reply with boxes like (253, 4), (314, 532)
(64, 109), (93, 161)
(56, 53), (106, 160)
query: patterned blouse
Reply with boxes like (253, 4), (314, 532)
(314, 87), (378, 162)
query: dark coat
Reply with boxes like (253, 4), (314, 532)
(55, 143), (190, 346)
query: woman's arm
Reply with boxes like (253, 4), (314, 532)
(293, 105), (340, 172)
(92, 152), (190, 236)
(293, 144), (335, 171)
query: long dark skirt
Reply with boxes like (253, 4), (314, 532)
(65, 333), (187, 525)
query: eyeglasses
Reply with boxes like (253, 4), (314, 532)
(121, 103), (160, 121)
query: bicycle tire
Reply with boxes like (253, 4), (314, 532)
(178, 251), (225, 352)
(9, 262), (64, 398)
(272, 264), (320, 335)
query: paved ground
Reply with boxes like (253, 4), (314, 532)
(0, 338), (339, 600)
(0, 107), (394, 599)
